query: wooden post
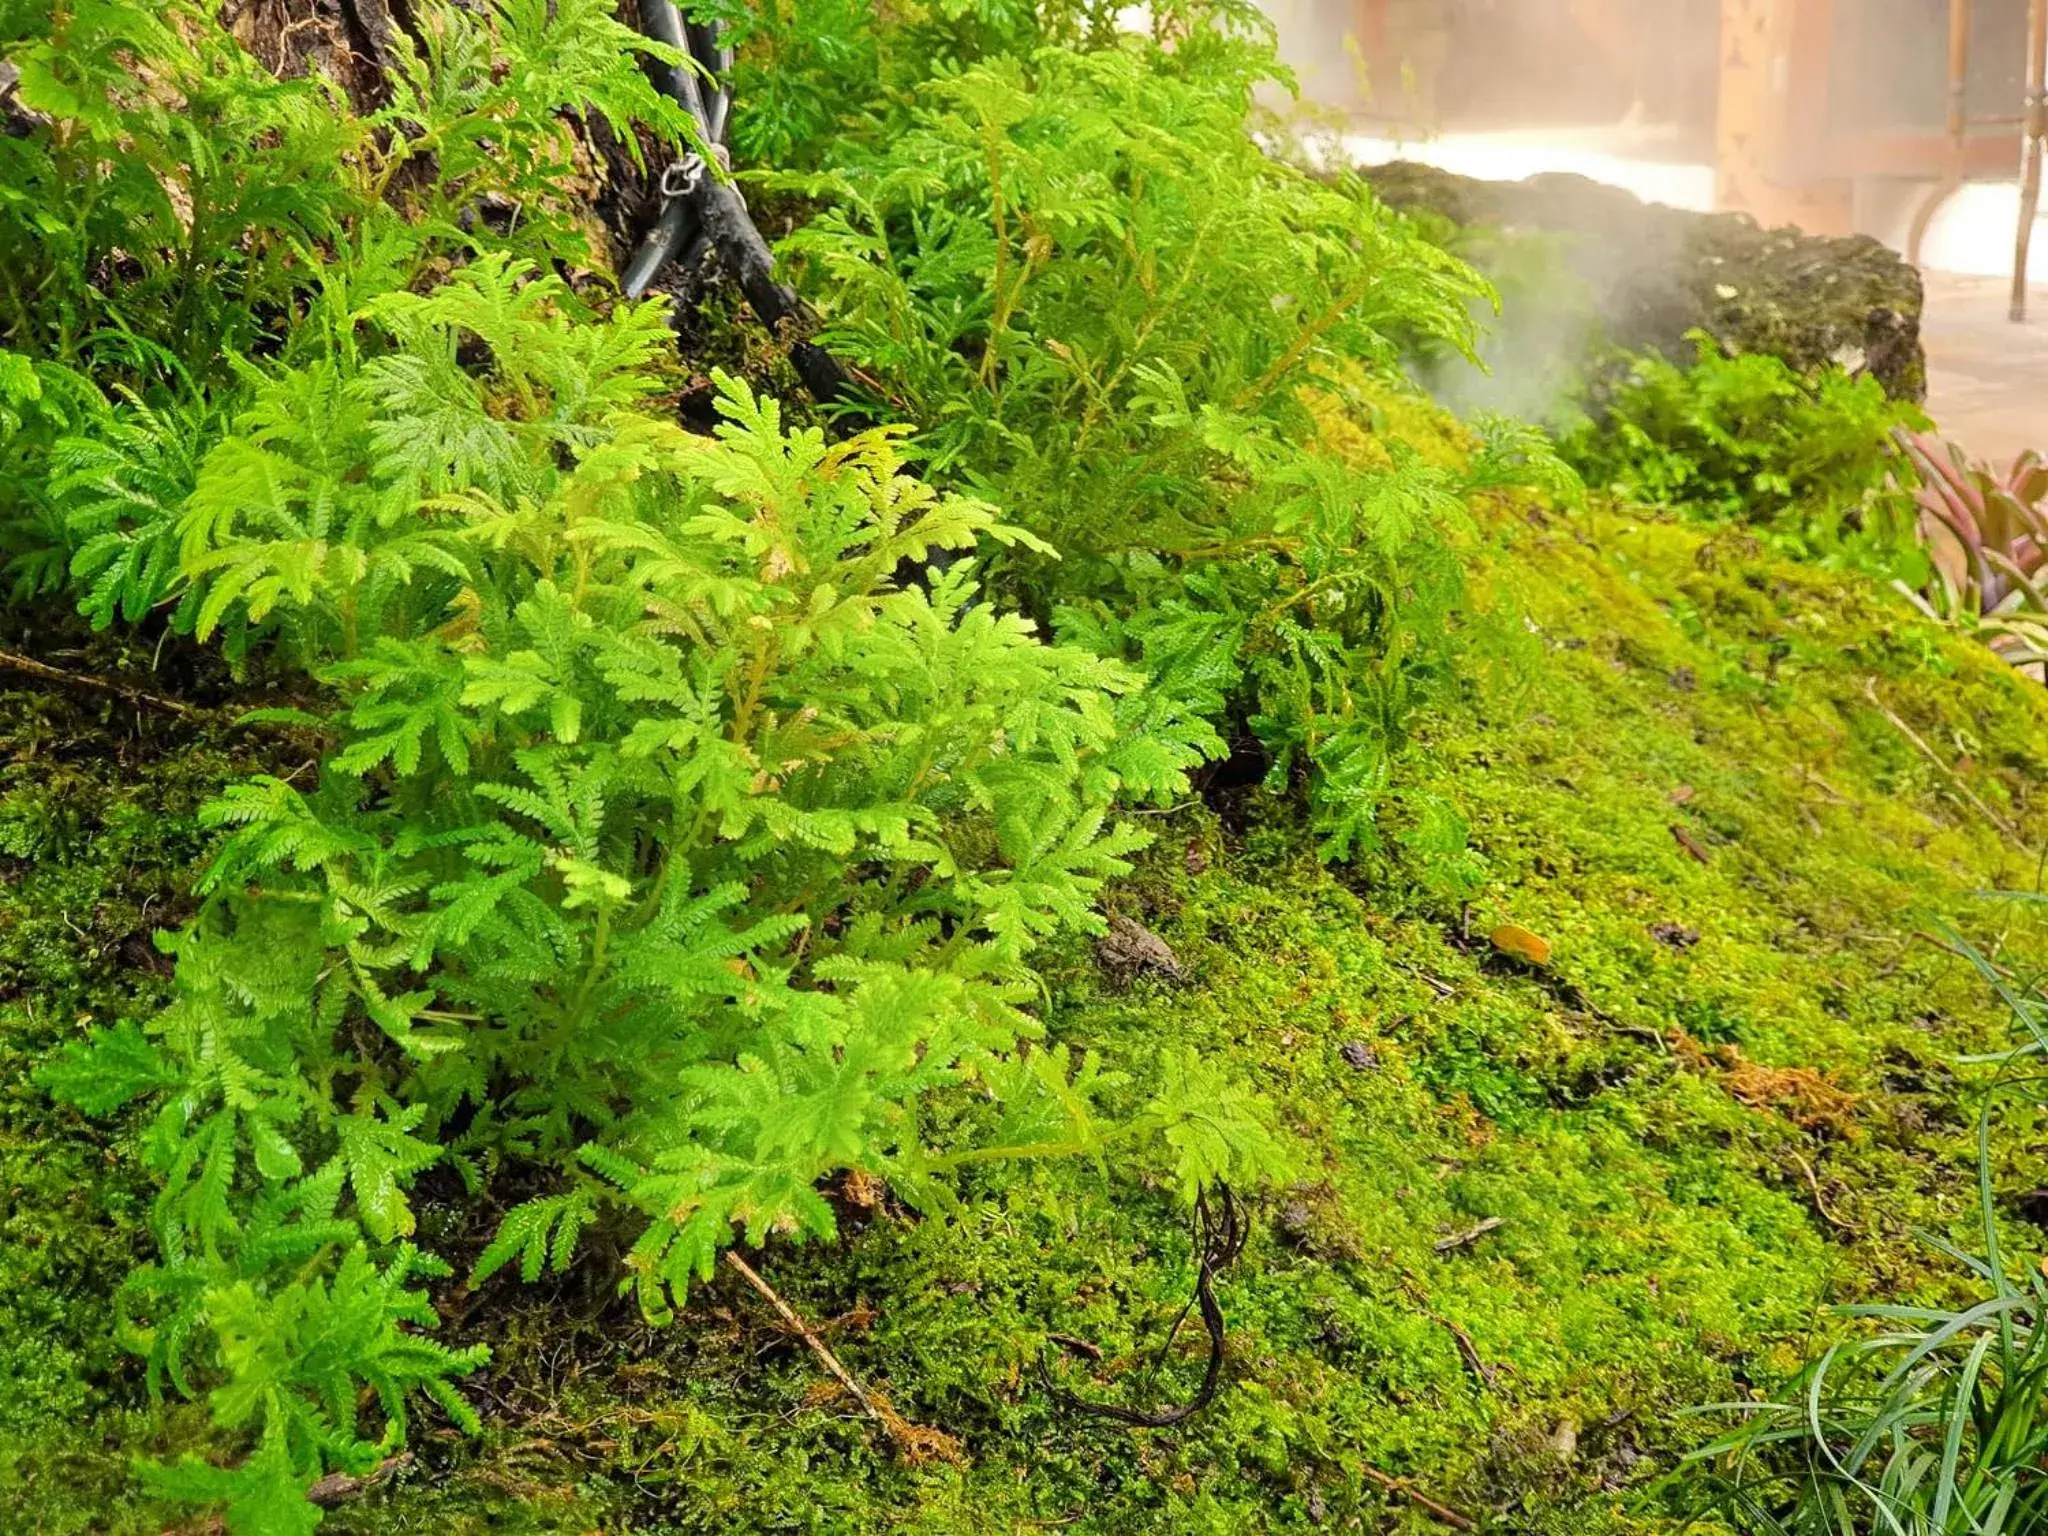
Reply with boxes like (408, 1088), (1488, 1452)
(2012, 0), (2047, 320)
(1715, 0), (1853, 233)
(1907, 0), (1974, 265)
(1947, 0), (1974, 151)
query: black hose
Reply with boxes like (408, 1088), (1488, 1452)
(620, 194), (698, 300)
(685, 16), (734, 143)
(620, 1), (852, 403)
(636, 0), (710, 133)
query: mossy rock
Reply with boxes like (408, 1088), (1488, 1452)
(1362, 161), (1926, 402)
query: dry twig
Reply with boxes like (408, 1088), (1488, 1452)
(1046, 1332), (1104, 1362)
(1790, 1150), (1848, 1232)
(1037, 1182), (1244, 1429)
(721, 1249), (964, 1465)
(1437, 1314), (1498, 1387)
(1670, 824), (1712, 865)
(1863, 678), (2027, 845)
(0, 648), (196, 716)
(1402, 1277), (1500, 1389)
(1433, 1216), (1503, 1255)
(1393, 960), (1457, 999)
(1359, 1465), (1478, 1531)
(1913, 928), (2017, 977)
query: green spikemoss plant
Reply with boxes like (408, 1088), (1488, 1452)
(0, 0), (698, 604)
(764, 36), (1579, 859)
(1561, 331), (1929, 577)
(42, 261), (1267, 1529)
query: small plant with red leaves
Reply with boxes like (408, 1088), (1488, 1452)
(1895, 429), (2048, 678)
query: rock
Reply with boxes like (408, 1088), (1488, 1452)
(1095, 915), (1184, 986)
(308, 1453), (413, 1507)
(1277, 1199), (1317, 1246)
(1273, 1189), (1358, 1260)
(1358, 162), (1926, 404)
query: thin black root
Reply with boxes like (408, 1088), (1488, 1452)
(1036, 1181), (1245, 1429)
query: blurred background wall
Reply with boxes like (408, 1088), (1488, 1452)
(1263, 0), (2041, 276)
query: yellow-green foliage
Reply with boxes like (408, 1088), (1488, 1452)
(5, 4), (2041, 1529)
(16, 469), (2047, 1532)
(339, 499), (2043, 1531)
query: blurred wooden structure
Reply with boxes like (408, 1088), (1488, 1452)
(1718, 0), (2045, 316)
(1278, 0), (2047, 310)
(1338, 0), (1718, 130)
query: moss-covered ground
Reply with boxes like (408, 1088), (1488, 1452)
(8, 487), (2048, 1533)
